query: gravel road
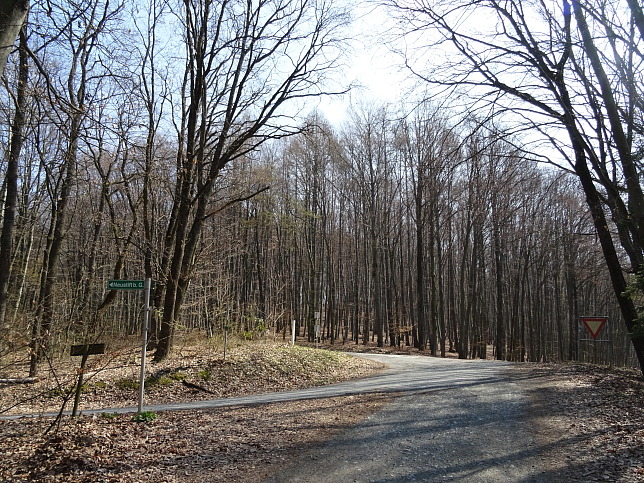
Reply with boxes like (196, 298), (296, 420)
(3, 352), (555, 481)
(263, 354), (551, 483)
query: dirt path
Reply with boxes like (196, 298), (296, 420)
(264, 355), (548, 482)
(261, 355), (644, 483)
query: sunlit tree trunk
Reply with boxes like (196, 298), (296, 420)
(0, 0), (28, 76)
(0, 26), (27, 338)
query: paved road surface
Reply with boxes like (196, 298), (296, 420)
(5, 353), (552, 481)
(263, 354), (549, 482)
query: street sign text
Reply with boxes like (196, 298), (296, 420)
(108, 280), (145, 290)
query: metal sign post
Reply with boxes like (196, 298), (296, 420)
(578, 316), (612, 365)
(108, 278), (150, 413)
(138, 278), (152, 413)
(315, 312), (320, 348)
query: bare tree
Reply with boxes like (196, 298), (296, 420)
(26, 0), (125, 375)
(340, 105), (399, 347)
(386, 0), (644, 374)
(396, 104), (459, 353)
(0, 25), (27, 339)
(152, 0), (349, 359)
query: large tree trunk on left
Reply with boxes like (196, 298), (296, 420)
(0, 26), (27, 338)
(0, 0), (28, 76)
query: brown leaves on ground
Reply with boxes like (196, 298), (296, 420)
(0, 341), (383, 416)
(1, 393), (392, 482)
(514, 363), (644, 482)
(0, 340), (388, 482)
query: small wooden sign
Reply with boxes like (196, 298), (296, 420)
(70, 343), (106, 417)
(70, 343), (106, 357)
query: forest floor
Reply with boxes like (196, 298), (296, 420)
(0, 337), (642, 482)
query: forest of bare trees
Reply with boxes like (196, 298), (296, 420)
(0, 0), (642, 375)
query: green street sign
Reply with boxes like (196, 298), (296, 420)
(108, 280), (145, 290)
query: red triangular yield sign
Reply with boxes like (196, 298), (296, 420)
(581, 317), (608, 339)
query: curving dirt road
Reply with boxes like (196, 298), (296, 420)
(109, 353), (551, 482)
(262, 354), (550, 482)
(3, 353), (554, 481)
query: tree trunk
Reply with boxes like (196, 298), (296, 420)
(0, 0), (28, 76)
(29, 112), (81, 376)
(0, 26), (27, 337)
(492, 204), (505, 361)
(572, 139), (644, 371)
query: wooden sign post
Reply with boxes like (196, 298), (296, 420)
(70, 343), (106, 416)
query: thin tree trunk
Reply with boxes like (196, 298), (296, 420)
(29, 112), (81, 376)
(492, 205), (505, 361)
